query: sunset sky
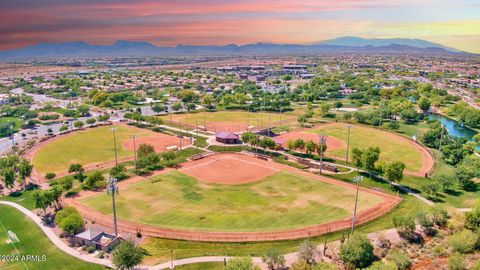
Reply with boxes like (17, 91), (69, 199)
(1, 0), (479, 52)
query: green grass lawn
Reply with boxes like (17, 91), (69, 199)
(161, 111), (296, 128)
(79, 171), (382, 232)
(0, 190), (37, 210)
(308, 123), (424, 171)
(32, 125), (150, 174)
(0, 116), (23, 137)
(0, 205), (105, 270)
(140, 196), (424, 265)
(174, 262), (224, 270)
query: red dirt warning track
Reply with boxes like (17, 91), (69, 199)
(67, 153), (401, 242)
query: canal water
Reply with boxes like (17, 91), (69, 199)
(429, 114), (478, 144)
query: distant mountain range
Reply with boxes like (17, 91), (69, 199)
(0, 37), (472, 60)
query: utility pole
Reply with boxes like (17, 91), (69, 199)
(111, 127), (118, 166)
(107, 177), (119, 236)
(247, 103), (250, 127)
(378, 107), (382, 127)
(351, 175), (363, 234)
(345, 125), (353, 163)
(268, 113), (272, 137)
(131, 134), (137, 170)
(318, 135), (327, 174)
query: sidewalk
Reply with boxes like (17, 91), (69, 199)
(0, 201), (114, 269)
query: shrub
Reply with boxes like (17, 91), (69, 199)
(448, 229), (478, 254)
(386, 249), (411, 270)
(432, 245), (447, 257)
(364, 261), (396, 270)
(430, 205), (449, 227)
(261, 248), (285, 270)
(45, 172), (56, 181)
(339, 234), (375, 269)
(86, 245), (96, 253)
(448, 253), (466, 270)
(298, 240), (317, 265)
(54, 207), (79, 225)
(82, 171), (106, 190)
(416, 211), (436, 236)
(225, 257), (259, 270)
(465, 200), (480, 231)
(312, 262), (338, 270)
(110, 164), (128, 180)
(393, 216), (416, 240)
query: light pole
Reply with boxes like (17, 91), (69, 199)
(318, 135), (327, 174)
(9, 124), (14, 147)
(107, 177), (119, 236)
(131, 134), (137, 170)
(351, 175), (363, 233)
(256, 119), (261, 153)
(111, 127), (118, 166)
(345, 125), (353, 163)
(195, 120), (199, 154)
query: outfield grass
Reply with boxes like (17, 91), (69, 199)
(308, 123), (424, 171)
(79, 171), (382, 232)
(32, 125), (150, 174)
(140, 196), (424, 265)
(0, 205), (104, 270)
(160, 111), (296, 127)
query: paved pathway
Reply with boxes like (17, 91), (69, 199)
(142, 228), (400, 270)
(0, 201), (114, 269)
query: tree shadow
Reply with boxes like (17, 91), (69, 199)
(444, 189), (464, 197)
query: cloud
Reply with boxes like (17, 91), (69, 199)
(0, 0), (479, 52)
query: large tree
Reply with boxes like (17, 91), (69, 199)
(362, 147), (380, 174)
(3, 168), (15, 192)
(112, 241), (148, 270)
(68, 163), (85, 182)
(383, 161), (406, 184)
(339, 234), (375, 269)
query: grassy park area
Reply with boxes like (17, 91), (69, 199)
(175, 262), (224, 270)
(308, 123), (425, 171)
(0, 205), (103, 270)
(79, 171), (382, 232)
